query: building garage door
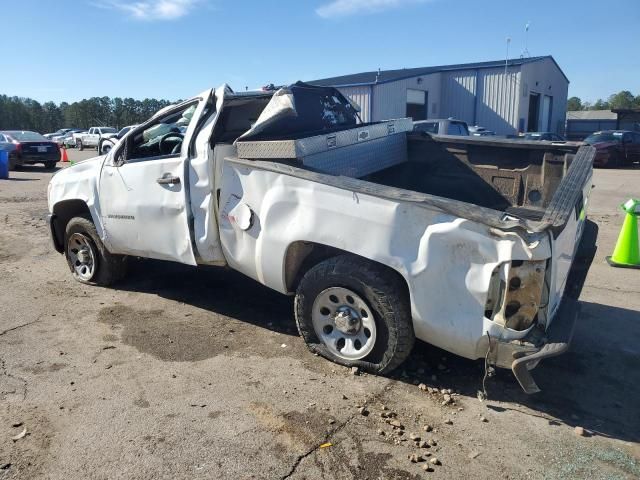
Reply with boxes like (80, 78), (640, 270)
(406, 89), (427, 121)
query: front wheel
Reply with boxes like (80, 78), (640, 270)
(77, 139), (84, 151)
(295, 255), (415, 374)
(64, 216), (127, 286)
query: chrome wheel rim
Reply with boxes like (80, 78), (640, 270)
(68, 233), (96, 281)
(312, 287), (376, 361)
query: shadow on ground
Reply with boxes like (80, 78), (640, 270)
(116, 258), (639, 443)
(395, 300), (640, 444)
(117, 258), (297, 337)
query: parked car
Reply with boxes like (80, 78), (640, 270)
(413, 118), (469, 136)
(98, 125), (137, 155)
(523, 132), (566, 142)
(44, 128), (72, 139)
(47, 82), (596, 393)
(55, 128), (85, 146)
(468, 125), (496, 136)
(584, 130), (640, 167)
(0, 130), (61, 169)
(62, 129), (87, 148)
(74, 127), (118, 151)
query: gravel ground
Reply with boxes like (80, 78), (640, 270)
(0, 149), (639, 479)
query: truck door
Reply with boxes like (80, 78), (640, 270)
(98, 90), (214, 265)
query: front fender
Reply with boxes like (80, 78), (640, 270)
(48, 156), (105, 241)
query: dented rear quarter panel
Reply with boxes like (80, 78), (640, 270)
(218, 159), (553, 361)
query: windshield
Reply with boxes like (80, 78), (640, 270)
(584, 132), (622, 144)
(101, 128), (117, 134)
(117, 126), (132, 137)
(414, 122), (438, 134)
(7, 131), (49, 142)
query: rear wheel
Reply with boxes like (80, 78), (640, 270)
(64, 216), (127, 286)
(44, 161), (56, 169)
(295, 255), (414, 374)
(7, 153), (17, 171)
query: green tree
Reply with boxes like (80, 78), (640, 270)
(567, 96), (583, 111)
(591, 98), (610, 110)
(608, 90), (635, 110)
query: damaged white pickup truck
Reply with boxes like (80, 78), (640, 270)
(47, 83), (597, 393)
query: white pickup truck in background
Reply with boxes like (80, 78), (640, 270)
(47, 83), (597, 393)
(74, 126), (118, 151)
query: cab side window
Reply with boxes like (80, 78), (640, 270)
(122, 102), (198, 162)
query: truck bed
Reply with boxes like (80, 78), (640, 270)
(363, 133), (577, 220)
(233, 131), (592, 232)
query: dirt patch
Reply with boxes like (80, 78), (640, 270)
(0, 233), (24, 263)
(134, 397), (150, 409)
(24, 363), (67, 375)
(0, 405), (54, 479)
(97, 304), (304, 362)
(247, 402), (330, 454)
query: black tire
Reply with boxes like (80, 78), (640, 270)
(609, 152), (622, 168)
(64, 215), (127, 286)
(7, 153), (17, 171)
(295, 255), (414, 374)
(77, 139), (84, 151)
(44, 161), (56, 169)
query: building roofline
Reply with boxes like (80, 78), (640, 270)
(311, 55), (569, 87)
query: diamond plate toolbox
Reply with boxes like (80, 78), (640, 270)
(235, 118), (413, 160)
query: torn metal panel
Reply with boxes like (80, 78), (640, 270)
(218, 158), (553, 361)
(492, 260), (546, 331)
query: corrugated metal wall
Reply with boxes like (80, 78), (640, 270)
(335, 59), (567, 135)
(371, 73), (441, 121)
(337, 86), (371, 122)
(440, 70), (476, 123)
(476, 68), (521, 133)
(440, 67), (521, 134)
(519, 58), (569, 134)
(566, 119), (616, 140)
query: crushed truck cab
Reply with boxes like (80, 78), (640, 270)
(48, 82), (596, 393)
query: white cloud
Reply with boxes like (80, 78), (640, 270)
(95, 0), (201, 21)
(316, 0), (431, 18)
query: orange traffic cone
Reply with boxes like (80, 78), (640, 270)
(61, 147), (69, 163)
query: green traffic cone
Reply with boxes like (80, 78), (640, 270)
(606, 198), (640, 269)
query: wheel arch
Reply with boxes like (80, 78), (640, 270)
(283, 241), (411, 303)
(51, 199), (95, 253)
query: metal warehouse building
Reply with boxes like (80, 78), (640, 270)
(310, 55), (569, 136)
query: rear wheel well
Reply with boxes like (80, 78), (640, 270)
(51, 200), (92, 253)
(284, 241), (411, 302)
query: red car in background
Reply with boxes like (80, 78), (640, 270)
(584, 130), (640, 167)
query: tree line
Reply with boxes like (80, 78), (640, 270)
(567, 90), (640, 112)
(0, 94), (179, 133)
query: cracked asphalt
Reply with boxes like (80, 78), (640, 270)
(1, 150), (639, 479)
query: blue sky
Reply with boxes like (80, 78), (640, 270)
(2, 0), (639, 103)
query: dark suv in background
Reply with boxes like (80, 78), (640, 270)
(584, 130), (640, 167)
